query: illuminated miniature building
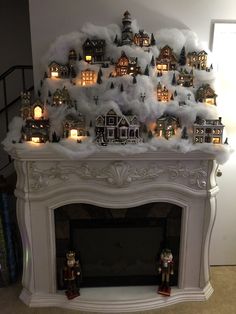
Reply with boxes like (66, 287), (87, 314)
(156, 82), (170, 102)
(82, 38), (106, 63)
(154, 114), (180, 139)
(95, 109), (142, 145)
(133, 30), (150, 47)
(80, 69), (96, 86)
(196, 84), (217, 105)
(48, 61), (69, 78)
(177, 68), (194, 87)
(63, 113), (87, 140)
(48, 49), (78, 79)
(187, 50), (207, 70)
(21, 95), (50, 143)
(193, 117), (224, 144)
(52, 86), (74, 108)
(121, 11), (133, 46)
(156, 45), (178, 73)
(115, 51), (140, 76)
(20, 91), (32, 120)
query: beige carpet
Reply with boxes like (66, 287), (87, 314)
(0, 266), (236, 314)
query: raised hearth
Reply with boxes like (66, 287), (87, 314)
(8, 146), (218, 312)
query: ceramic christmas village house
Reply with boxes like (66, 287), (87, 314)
(20, 92), (50, 143)
(13, 10), (226, 149)
(95, 109), (142, 145)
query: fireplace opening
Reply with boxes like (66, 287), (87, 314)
(54, 203), (182, 289)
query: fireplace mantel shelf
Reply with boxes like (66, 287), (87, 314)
(7, 144), (215, 161)
(8, 145), (218, 312)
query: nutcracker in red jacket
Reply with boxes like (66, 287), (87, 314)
(63, 251), (81, 299)
(158, 248), (174, 296)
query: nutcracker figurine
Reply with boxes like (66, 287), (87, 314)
(157, 248), (174, 296)
(63, 251), (81, 299)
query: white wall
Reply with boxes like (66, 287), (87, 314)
(0, 0), (32, 74)
(28, 0), (236, 265)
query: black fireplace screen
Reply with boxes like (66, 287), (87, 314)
(55, 203), (181, 288)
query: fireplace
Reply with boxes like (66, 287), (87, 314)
(8, 148), (218, 312)
(55, 203), (182, 288)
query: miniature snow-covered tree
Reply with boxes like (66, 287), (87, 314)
(110, 82), (115, 89)
(97, 71), (102, 84)
(114, 34), (118, 45)
(171, 73), (176, 85)
(144, 65), (149, 76)
(181, 127), (188, 140)
(150, 55), (155, 67)
(52, 131), (60, 143)
(179, 46), (186, 66)
(150, 33), (156, 46)
(148, 130), (153, 139)
(98, 68), (103, 77)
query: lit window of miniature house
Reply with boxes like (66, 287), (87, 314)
(154, 114), (180, 139)
(33, 105), (43, 119)
(198, 51), (207, 69)
(196, 84), (217, 105)
(156, 45), (177, 73)
(50, 67), (59, 78)
(86, 55), (92, 62)
(70, 129), (78, 139)
(193, 117), (224, 144)
(156, 82), (170, 102)
(81, 69), (96, 86)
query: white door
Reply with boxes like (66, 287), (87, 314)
(210, 22), (236, 265)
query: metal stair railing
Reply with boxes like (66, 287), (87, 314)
(0, 65), (34, 173)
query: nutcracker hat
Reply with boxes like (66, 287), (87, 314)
(66, 251), (76, 260)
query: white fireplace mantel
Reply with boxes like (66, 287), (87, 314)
(8, 145), (218, 312)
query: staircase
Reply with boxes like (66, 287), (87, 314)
(0, 65), (34, 177)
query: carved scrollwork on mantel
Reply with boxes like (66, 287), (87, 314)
(28, 160), (208, 191)
(166, 161), (208, 189)
(77, 162), (165, 187)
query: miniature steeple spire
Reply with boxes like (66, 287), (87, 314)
(20, 91), (31, 120)
(121, 11), (133, 46)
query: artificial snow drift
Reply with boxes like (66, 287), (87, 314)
(2, 13), (232, 164)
